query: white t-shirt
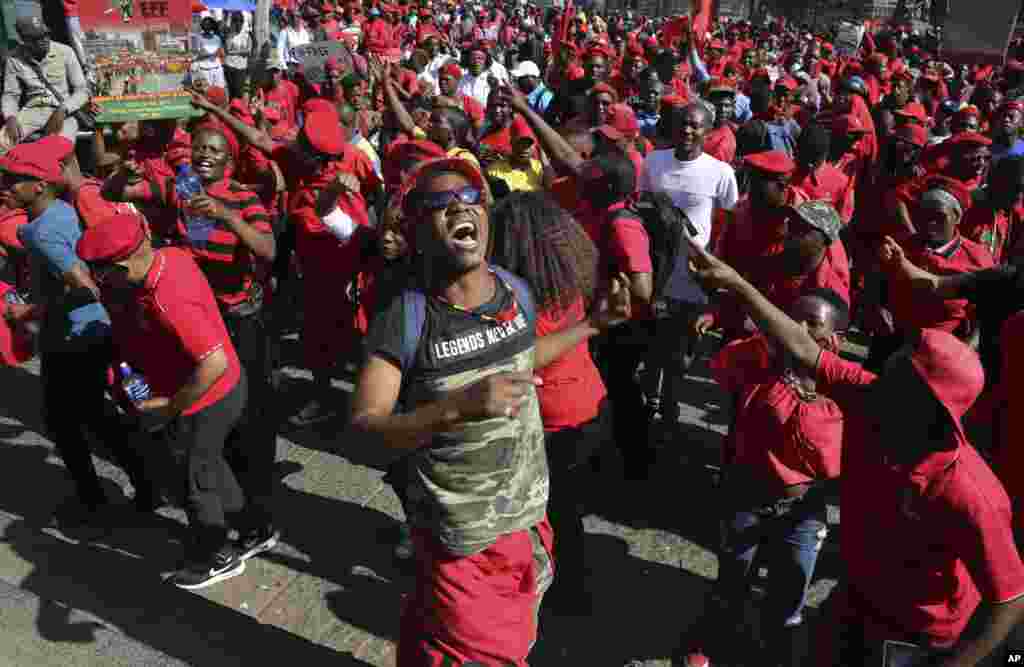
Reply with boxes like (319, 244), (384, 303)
(640, 150), (739, 302)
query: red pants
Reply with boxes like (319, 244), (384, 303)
(295, 231), (361, 372)
(397, 519), (555, 667)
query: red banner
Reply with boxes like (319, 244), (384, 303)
(79, 0), (192, 33)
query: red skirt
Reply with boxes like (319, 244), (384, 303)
(397, 518), (554, 667)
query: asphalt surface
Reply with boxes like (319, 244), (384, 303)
(0, 331), (961, 667)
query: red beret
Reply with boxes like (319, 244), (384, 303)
(832, 113), (868, 135)
(999, 100), (1024, 115)
(949, 132), (993, 149)
(0, 142), (63, 183)
(303, 111), (345, 156)
(583, 44), (615, 61)
(302, 98), (337, 115)
(894, 102), (928, 124)
(743, 150), (796, 175)
(440, 62), (463, 79)
(205, 86), (228, 107)
(76, 213), (146, 264)
(324, 55), (342, 73)
(589, 82), (619, 101)
(383, 138), (446, 188)
(607, 104), (639, 140)
(33, 135), (76, 162)
(626, 43), (645, 58)
(775, 76), (799, 92)
(893, 123), (928, 148)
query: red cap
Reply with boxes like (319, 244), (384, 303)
(607, 104), (639, 140)
(303, 111), (346, 156)
(400, 156), (486, 222)
(166, 128), (192, 168)
(743, 150), (796, 175)
(893, 123), (928, 148)
(76, 213), (146, 263)
(833, 113), (868, 135)
(949, 132), (993, 149)
(0, 142), (63, 183)
(440, 62), (463, 79)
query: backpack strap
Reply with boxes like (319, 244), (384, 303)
(399, 288), (426, 374)
(492, 265), (536, 323)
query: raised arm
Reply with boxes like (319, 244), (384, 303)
(689, 236), (822, 372)
(190, 92), (275, 155)
(502, 84), (585, 177)
(381, 62), (420, 138)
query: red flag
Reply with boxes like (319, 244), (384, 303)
(691, 0), (713, 43)
(554, 0), (574, 63)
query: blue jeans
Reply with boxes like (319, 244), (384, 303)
(717, 492), (828, 626)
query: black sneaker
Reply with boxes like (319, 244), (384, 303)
(235, 527), (280, 561)
(169, 549), (245, 590)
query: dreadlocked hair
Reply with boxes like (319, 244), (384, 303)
(490, 192), (598, 314)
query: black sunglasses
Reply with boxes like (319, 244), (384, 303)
(416, 186), (482, 211)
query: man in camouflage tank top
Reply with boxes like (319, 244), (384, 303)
(352, 157), (628, 666)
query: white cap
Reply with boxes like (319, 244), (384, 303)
(511, 60), (541, 79)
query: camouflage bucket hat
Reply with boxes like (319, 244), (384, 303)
(792, 200), (841, 243)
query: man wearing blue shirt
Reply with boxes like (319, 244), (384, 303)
(991, 101), (1024, 165)
(511, 60), (554, 116)
(2, 138), (155, 530)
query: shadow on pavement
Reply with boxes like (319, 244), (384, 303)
(532, 533), (712, 666)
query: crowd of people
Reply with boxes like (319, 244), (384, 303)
(6, 1), (1024, 665)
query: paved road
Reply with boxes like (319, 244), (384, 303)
(0, 334), (841, 667)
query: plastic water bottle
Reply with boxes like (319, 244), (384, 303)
(119, 362), (152, 403)
(174, 164), (216, 246)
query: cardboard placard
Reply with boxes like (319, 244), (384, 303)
(835, 21), (866, 57)
(79, 0), (193, 120)
(289, 40), (353, 84)
(93, 91), (202, 122)
(942, 0), (1020, 65)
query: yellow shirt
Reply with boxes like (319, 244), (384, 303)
(486, 158), (544, 193)
(411, 127), (481, 171)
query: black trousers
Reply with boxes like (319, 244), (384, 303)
(544, 401), (611, 595)
(170, 372), (247, 559)
(593, 321), (654, 478)
(223, 66), (248, 100)
(40, 330), (154, 509)
(222, 308), (277, 535)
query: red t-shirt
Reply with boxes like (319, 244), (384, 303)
(792, 163), (854, 225)
(704, 125), (737, 166)
(480, 115), (536, 155)
(107, 248), (242, 416)
(887, 235), (994, 334)
(711, 335), (843, 489)
(764, 241), (852, 312)
(535, 297), (607, 431)
(581, 201), (653, 320)
(817, 349), (1024, 645)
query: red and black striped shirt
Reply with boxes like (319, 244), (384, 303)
(141, 177), (273, 308)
